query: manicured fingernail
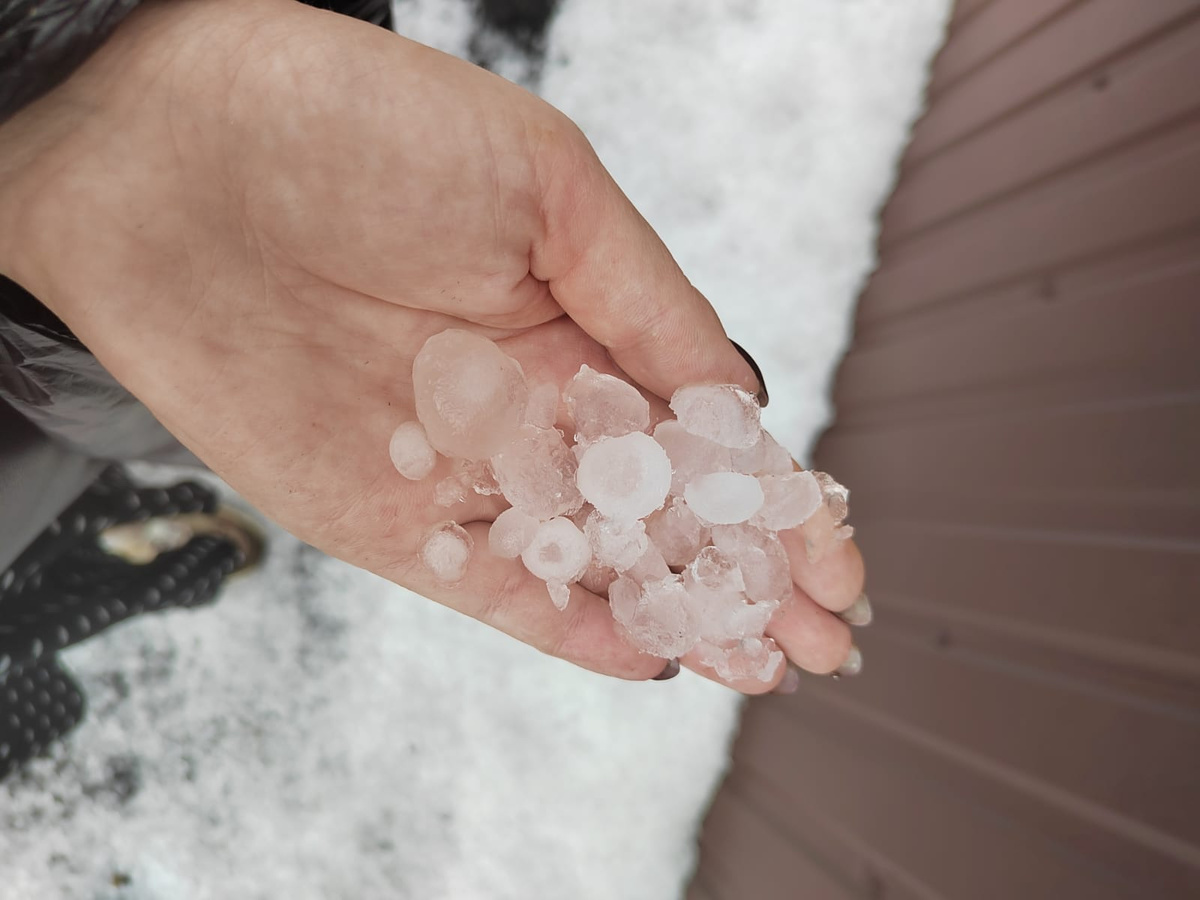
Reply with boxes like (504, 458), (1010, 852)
(772, 667), (800, 694)
(730, 339), (768, 407)
(838, 593), (873, 627)
(834, 645), (863, 678)
(652, 658), (681, 681)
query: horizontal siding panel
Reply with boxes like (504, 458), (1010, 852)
(821, 401), (1199, 498)
(887, 19), (1200, 243)
(854, 523), (1200, 667)
(819, 625), (1200, 844)
(905, 0), (1200, 166)
(853, 224), (1200, 345)
(838, 233), (1200, 419)
(728, 770), (949, 900)
(859, 115), (1200, 323)
(736, 697), (1196, 900)
(927, 0), (1077, 99)
(696, 787), (857, 900)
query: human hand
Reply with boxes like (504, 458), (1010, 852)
(0, 0), (864, 690)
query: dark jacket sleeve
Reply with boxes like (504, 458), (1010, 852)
(0, 1), (392, 124)
(0, 0), (393, 568)
(0, 0), (143, 123)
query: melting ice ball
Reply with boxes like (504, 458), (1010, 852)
(412, 329), (529, 460)
(684, 472), (765, 525)
(575, 432), (672, 522)
(488, 507), (541, 559)
(565, 365), (651, 444)
(389, 421), (437, 480)
(420, 522), (473, 584)
(521, 517), (592, 610)
(669, 384), (762, 449)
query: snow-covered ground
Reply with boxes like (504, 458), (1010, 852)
(0, 2), (948, 897)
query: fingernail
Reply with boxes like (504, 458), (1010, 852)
(772, 667), (800, 694)
(838, 592), (873, 627)
(730, 339), (768, 407)
(652, 658), (681, 681)
(833, 645), (863, 678)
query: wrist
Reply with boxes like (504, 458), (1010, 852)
(0, 0), (282, 316)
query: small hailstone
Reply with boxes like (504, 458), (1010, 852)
(420, 522), (473, 584)
(565, 365), (651, 443)
(686, 546), (746, 594)
(576, 432), (672, 521)
(729, 431), (766, 475)
(491, 425), (583, 520)
(652, 420), (732, 496)
(814, 471), (850, 522)
(461, 459), (502, 496)
(758, 432), (795, 475)
(622, 542), (672, 583)
(644, 497), (708, 567)
(615, 575), (700, 659)
(584, 511), (649, 572)
(729, 430), (794, 476)
(696, 637), (784, 683)
(389, 421), (437, 480)
(607, 576), (642, 627)
(801, 471), (854, 563)
(711, 524), (792, 607)
(753, 470), (822, 531)
(520, 518), (592, 599)
(547, 581), (572, 611)
(487, 507), (541, 559)
(433, 474), (468, 507)
(693, 591), (775, 644)
(684, 472), (765, 525)
(412, 329), (529, 460)
(525, 382), (561, 429)
(669, 384), (761, 449)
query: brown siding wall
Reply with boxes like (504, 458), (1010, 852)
(690, 2), (1200, 898)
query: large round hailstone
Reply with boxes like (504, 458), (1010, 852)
(420, 521), (473, 584)
(520, 517), (592, 584)
(575, 432), (672, 521)
(412, 328), (529, 460)
(684, 471), (765, 525)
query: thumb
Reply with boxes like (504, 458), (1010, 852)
(529, 126), (765, 404)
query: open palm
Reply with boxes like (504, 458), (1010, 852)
(0, 0), (863, 690)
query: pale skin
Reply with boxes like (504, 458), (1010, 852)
(0, 0), (865, 692)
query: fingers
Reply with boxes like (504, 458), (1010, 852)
(678, 583), (854, 694)
(766, 586), (854, 675)
(777, 525), (866, 615)
(529, 126), (762, 403)
(388, 521), (667, 681)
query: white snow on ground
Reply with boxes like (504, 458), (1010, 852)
(0, 2), (948, 898)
